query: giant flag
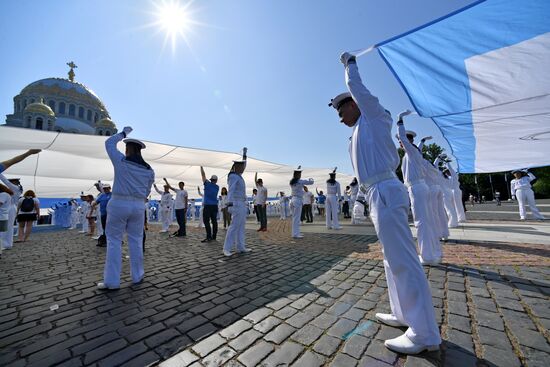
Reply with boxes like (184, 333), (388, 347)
(375, 0), (550, 173)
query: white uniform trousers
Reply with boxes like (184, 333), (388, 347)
(81, 213), (89, 233)
(325, 195), (341, 229)
(442, 188), (459, 228)
(223, 202), (247, 252)
(290, 197), (303, 237)
(408, 183), (441, 262)
(430, 186), (449, 243)
(516, 188), (544, 220)
(103, 199), (145, 288)
(280, 203), (288, 219)
(452, 188), (466, 222)
(367, 179), (441, 346)
(159, 206), (171, 231)
(96, 214), (103, 235)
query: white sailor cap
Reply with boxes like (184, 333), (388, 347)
(7, 177), (20, 182)
(232, 159), (247, 164)
(210, 175), (218, 181)
(123, 138), (146, 149)
(405, 130), (417, 138)
(102, 183), (111, 189)
(328, 92), (353, 110)
(294, 165), (303, 172)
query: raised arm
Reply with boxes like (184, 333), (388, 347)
(197, 187), (203, 197)
(396, 114), (421, 158)
(200, 166), (207, 183)
(254, 172), (258, 187)
(417, 136), (432, 151)
(337, 182), (342, 199)
(163, 178), (176, 192)
(527, 172), (536, 182)
(0, 149), (41, 172)
(105, 127), (132, 163)
(341, 54), (388, 124)
(316, 188), (320, 195)
(153, 184), (163, 195)
(0, 173), (19, 192)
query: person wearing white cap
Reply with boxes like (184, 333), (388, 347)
(434, 156), (459, 228)
(94, 181), (112, 246)
(331, 53), (440, 354)
(289, 166), (314, 238)
(511, 169), (545, 220)
(254, 172), (268, 232)
(200, 166), (220, 242)
(0, 175), (23, 249)
(441, 161), (466, 223)
(98, 127), (154, 290)
(349, 178), (360, 224)
(276, 191), (290, 219)
(396, 111), (441, 265)
(223, 148), (251, 256)
(153, 183), (173, 233)
(163, 178), (188, 237)
(325, 168), (342, 230)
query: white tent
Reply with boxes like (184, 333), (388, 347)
(0, 126), (354, 198)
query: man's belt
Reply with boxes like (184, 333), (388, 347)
(359, 171), (397, 194)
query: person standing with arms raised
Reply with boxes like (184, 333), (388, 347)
(223, 148), (251, 256)
(199, 166), (220, 242)
(254, 172), (268, 232)
(153, 183), (173, 233)
(325, 168), (342, 230)
(163, 178), (188, 237)
(330, 53), (440, 354)
(289, 166), (314, 239)
(97, 126), (154, 290)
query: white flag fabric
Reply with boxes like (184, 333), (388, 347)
(375, 0), (550, 173)
(0, 127), (353, 198)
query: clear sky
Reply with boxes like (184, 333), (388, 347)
(0, 0), (477, 175)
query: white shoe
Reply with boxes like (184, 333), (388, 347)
(375, 313), (407, 327)
(92, 236), (100, 240)
(418, 256), (439, 266)
(223, 250), (233, 257)
(333, 226), (343, 230)
(97, 282), (119, 291)
(384, 333), (439, 355)
(327, 226), (333, 230)
(292, 235), (304, 239)
(238, 248), (251, 253)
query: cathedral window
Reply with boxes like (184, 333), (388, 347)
(48, 100), (56, 112)
(87, 110), (92, 121)
(36, 117), (43, 130)
(105, 131), (111, 136)
(30, 98), (35, 103)
(69, 104), (75, 116)
(59, 102), (66, 114)
(25, 116), (31, 128)
(78, 106), (84, 118)
(94, 113), (99, 122)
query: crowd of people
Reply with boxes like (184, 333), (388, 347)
(0, 53), (546, 355)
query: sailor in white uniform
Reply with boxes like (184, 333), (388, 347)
(325, 168), (342, 229)
(0, 175), (22, 249)
(511, 169), (545, 220)
(434, 156), (458, 228)
(223, 148), (251, 256)
(98, 127), (155, 290)
(331, 52), (440, 354)
(441, 159), (466, 223)
(289, 166), (314, 238)
(154, 183), (173, 233)
(396, 112), (441, 265)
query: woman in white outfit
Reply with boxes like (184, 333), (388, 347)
(289, 167), (314, 238)
(511, 170), (545, 220)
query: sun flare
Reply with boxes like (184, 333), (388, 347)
(152, 0), (196, 54)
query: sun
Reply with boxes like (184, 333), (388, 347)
(152, 0), (196, 53)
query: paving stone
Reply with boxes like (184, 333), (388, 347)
(327, 318), (358, 339)
(442, 349), (477, 367)
(445, 329), (474, 354)
(253, 316), (282, 333)
(357, 355), (393, 366)
(187, 322), (218, 341)
(261, 340), (304, 367)
(274, 306), (299, 320)
(228, 329), (263, 351)
(403, 355), (440, 367)
(447, 313), (471, 333)
(447, 301), (469, 317)
(482, 345), (521, 367)
(313, 335), (341, 356)
(342, 334), (370, 359)
(364, 339), (398, 365)
(159, 350), (198, 367)
(291, 350), (325, 367)
(290, 324), (324, 346)
(303, 303), (325, 317)
(244, 307), (272, 324)
(327, 301), (353, 316)
(192, 333), (225, 357)
(96, 342), (148, 367)
(477, 326), (512, 350)
(311, 313), (338, 329)
(264, 323), (296, 344)
(475, 309), (504, 331)
(201, 346), (237, 366)
(329, 352), (358, 367)
(144, 328), (181, 349)
(286, 312), (314, 328)
(237, 340), (274, 367)
(510, 327), (550, 353)
(220, 319), (253, 339)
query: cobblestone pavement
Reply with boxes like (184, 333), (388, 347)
(0, 220), (549, 366)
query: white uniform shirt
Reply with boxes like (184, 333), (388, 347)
(155, 187), (173, 209)
(304, 191), (314, 204)
(397, 124), (426, 185)
(511, 173), (536, 195)
(0, 174), (21, 206)
(106, 132), (155, 200)
(220, 195), (229, 208)
(255, 185), (268, 205)
(346, 63), (399, 185)
(173, 189), (188, 210)
(326, 181), (342, 197)
(227, 173), (247, 202)
(290, 179), (314, 198)
(350, 184), (359, 200)
(0, 192), (11, 220)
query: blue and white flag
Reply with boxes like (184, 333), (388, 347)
(375, 0), (550, 173)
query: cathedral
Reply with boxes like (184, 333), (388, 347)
(4, 62), (117, 136)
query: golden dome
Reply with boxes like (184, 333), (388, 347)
(95, 117), (116, 129)
(24, 99), (55, 117)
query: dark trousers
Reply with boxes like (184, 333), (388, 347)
(302, 204), (313, 222)
(203, 205), (218, 240)
(175, 208), (187, 236)
(254, 205), (261, 222)
(97, 214), (108, 245)
(257, 204), (267, 229)
(342, 201), (350, 218)
(222, 207), (231, 228)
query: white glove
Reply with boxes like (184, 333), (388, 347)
(123, 126), (133, 136)
(421, 136), (433, 141)
(397, 109), (413, 121)
(340, 52), (355, 65)
(439, 153), (448, 159)
(512, 195), (516, 201)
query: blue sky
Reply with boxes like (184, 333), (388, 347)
(0, 0), (476, 175)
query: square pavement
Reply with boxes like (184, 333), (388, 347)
(1, 219), (549, 366)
